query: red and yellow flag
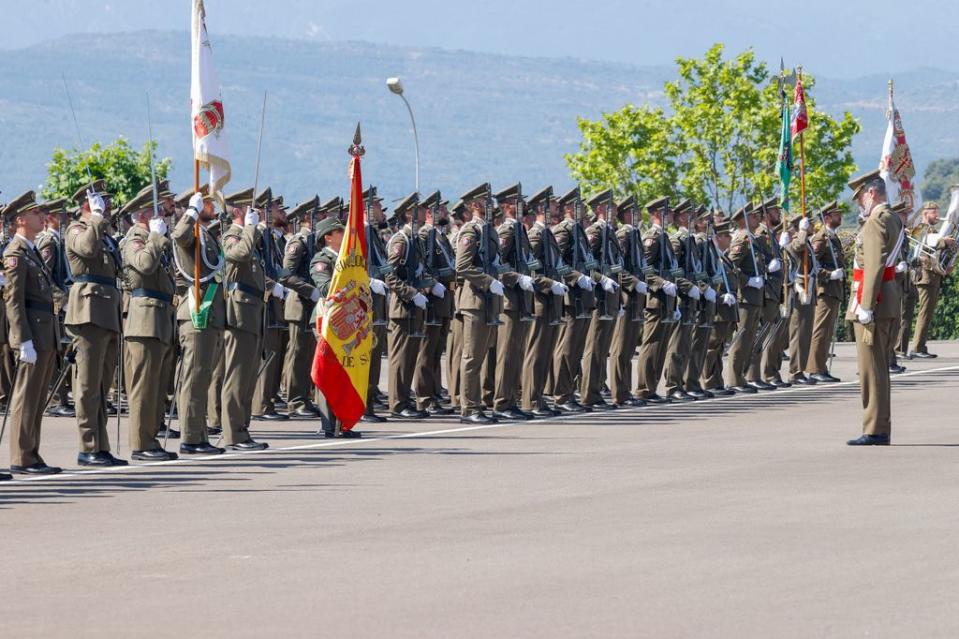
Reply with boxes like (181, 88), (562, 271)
(310, 130), (372, 430)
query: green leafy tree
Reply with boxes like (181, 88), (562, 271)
(42, 137), (171, 207)
(920, 157), (959, 208)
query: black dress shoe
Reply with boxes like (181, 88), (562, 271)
(770, 377), (792, 388)
(731, 385), (758, 394)
(252, 412), (289, 422)
(459, 412), (497, 424)
(644, 393), (673, 404)
(131, 449), (176, 461)
(77, 451), (129, 467)
(179, 442), (225, 455)
(587, 400), (617, 410)
(912, 351), (937, 359)
(707, 387), (735, 396)
(847, 434), (890, 446)
(668, 390), (697, 402)
(323, 429), (364, 438)
(391, 408), (429, 419)
(747, 380), (777, 391)
(156, 427), (181, 440)
(890, 364), (908, 374)
(0, 472), (12, 481)
(789, 374), (816, 386)
(291, 408), (321, 418)
(555, 401), (589, 413)
(207, 426), (223, 436)
(46, 404), (76, 417)
(360, 413), (387, 423)
(10, 463), (62, 475)
(532, 408), (558, 417)
(809, 372), (841, 383)
(493, 408), (534, 421)
(426, 405), (455, 416)
(227, 440), (269, 451)
(686, 389), (713, 400)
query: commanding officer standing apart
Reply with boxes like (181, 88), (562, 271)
(120, 190), (178, 461)
(2, 192), (63, 476)
(64, 181), (127, 467)
(455, 184), (505, 424)
(846, 170), (904, 446)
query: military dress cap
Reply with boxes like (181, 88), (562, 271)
(395, 192), (420, 216)
(557, 186), (581, 207)
(645, 196), (669, 213)
(847, 169), (882, 198)
(527, 186), (553, 209)
(71, 179), (110, 205)
(1, 190), (37, 221)
(315, 216), (344, 238)
(585, 188), (614, 210)
(450, 200), (466, 217)
(253, 187), (273, 208)
(274, 195), (289, 210)
(118, 188), (157, 217)
(224, 187), (255, 208)
(819, 200), (841, 215)
(37, 197), (69, 215)
(617, 195), (638, 212)
(714, 217), (733, 234)
(672, 197), (691, 214)
(694, 204), (710, 221)
(461, 182), (492, 203)
(921, 200), (940, 210)
(731, 205), (750, 221)
(421, 190), (442, 208)
(173, 183), (210, 207)
(287, 195), (320, 223)
(362, 186), (383, 202)
(890, 201), (910, 214)
(494, 183), (523, 202)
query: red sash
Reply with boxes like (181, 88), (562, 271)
(852, 266), (896, 304)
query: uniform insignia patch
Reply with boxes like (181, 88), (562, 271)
(315, 262), (327, 272)
(644, 238), (655, 247)
(287, 243), (299, 254)
(131, 240), (145, 250)
(41, 247), (53, 259)
(225, 236), (238, 246)
(4, 257), (17, 269)
(391, 243), (403, 257)
(461, 236), (473, 247)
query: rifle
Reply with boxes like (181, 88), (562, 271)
(706, 218), (738, 322)
(512, 185), (536, 323)
(405, 194), (428, 337)
(660, 210), (681, 324)
(538, 189), (566, 327)
(480, 197), (504, 326)
(424, 195), (443, 327)
(595, 192), (622, 321)
(626, 206), (650, 323)
(569, 196), (596, 320)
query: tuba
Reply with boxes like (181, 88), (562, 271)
(935, 186), (959, 272)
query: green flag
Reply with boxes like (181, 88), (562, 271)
(776, 94), (793, 211)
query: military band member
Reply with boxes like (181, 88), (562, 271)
(782, 212), (819, 385)
(608, 196), (648, 407)
(2, 192), (63, 475)
(701, 216), (740, 394)
(361, 187), (390, 422)
(64, 180), (127, 466)
(805, 201), (846, 382)
(724, 204), (765, 393)
(414, 190), (456, 416)
(220, 188), (271, 450)
(119, 189), (178, 460)
(846, 170), (903, 445)
(171, 189), (227, 455)
(635, 197), (680, 403)
(908, 201), (955, 358)
(455, 183), (505, 424)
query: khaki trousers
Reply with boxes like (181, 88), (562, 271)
(609, 314), (642, 404)
(284, 322), (317, 412)
(788, 300), (816, 378)
(521, 313), (560, 411)
(912, 279), (941, 353)
(725, 305), (760, 388)
(460, 310), (495, 415)
(125, 337), (173, 452)
(580, 312), (616, 405)
(388, 318), (421, 413)
(0, 344), (15, 406)
(368, 322), (387, 411)
(751, 302), (781, 382)
(897, 284), (918, 355)
(663, 321), (694, 395)
(855, 319), (893, 436)
(635, 310), (668, 399)
(552, 316), (590, 404)
(415, 321), (447, 410)
(70, 324), (119, 453)
(494, 310), (530, 411)
(207, 331), (224, 426)
(807, 296), (841, 374)
(684, 324), (711, 393)
(222, 327), (260, 445)
(702, 321), (733, 390)
(252, 326), (283, 415)
(177, 321), (219, 445)
(8, 349), (56, 466)
(447, 315), (464, 410)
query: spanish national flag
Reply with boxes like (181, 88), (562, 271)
(310, 125), (372, 430)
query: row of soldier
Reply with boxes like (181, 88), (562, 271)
(0, 176), (952, 477)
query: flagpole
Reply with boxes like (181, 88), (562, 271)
(193, 158), (201, 312)
(797, 66), (809, 301)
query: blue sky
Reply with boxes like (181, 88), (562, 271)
(7, 0), (955, 77)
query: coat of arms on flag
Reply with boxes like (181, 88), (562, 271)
(879, 80), (921, 223)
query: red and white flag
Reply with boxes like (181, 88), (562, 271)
(191, 0), (231, 200)
(879, 86), (922, 224)
(790, 76), (808, 139)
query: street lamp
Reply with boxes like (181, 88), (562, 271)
(386, 76), (420, 193)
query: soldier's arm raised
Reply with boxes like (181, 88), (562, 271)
(124, 233), (167, 276)
(223, 225), (255, 262)
(66, 217), (107, 259)
(171, 213), (197, 248)
(4, 251), (31, 348)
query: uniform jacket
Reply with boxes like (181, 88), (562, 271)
(728, 227), (764, 307)
(454, 218), (500, 312)
(222, 222), (265, 335)
(641, 224), (675, 313)
(280, 228), (318, 324)
(3, 235), (60, 351)
(308, 246), (338, 327)
(121, 225), (176, 343)
(419, 223), (455, 318)
(812, 228), (845, 301)
(552, 217), (595, 312)
(496, 217), (534, 315)
(847, 203), (904, 320)
(64, 215), (122, 332)
(171, 214), (226, 328)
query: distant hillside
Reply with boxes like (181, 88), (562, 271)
(1, 31), (957, 205)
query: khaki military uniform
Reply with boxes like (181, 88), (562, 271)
(702, 253), (740, 390)
(37, 229), (72, 410)
(580, 219), (621, 405)
(910, 228), (947, 355)
(280, 228), (320, 413)
(807, 228), (845, 374)
(252, 228), (286, 416)
(785, 227), (818, 380)
(121, 225), (176, 452)
(385, 224), (425, 414)
(64, 215), (122, 454)
(220, 222), (266, 444)
(752, 223), (786, 383)
(414, 223), (455, 411)
(310, 246), (338, 432)
(609, 222), (645, 405)
(724, 227), (764, 388)
(4, 236), (61, 466)
(634, 224), (678, 399)
(846, 203), (904, 436)
(492, 217), (534, 412)
(171, 213), (225, 446)
(684, 231), (715, 394)
(550, 217), (594, 405)
(365, 222), (390, 413)
(663, 227), (700, 396)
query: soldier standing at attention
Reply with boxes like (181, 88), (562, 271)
(724, 205), (766, 394)
(846, 170), (903, 446)
(608, 197), (648, 407)
(120, 190), (178, 461)
(782, 212), (819, 386)
(361, 188), (390, 422)
(701, 216), (740, 395)
(2, 192), (63, 476)
(683, 206), (718, 399)
(64, 181), (127, 467)
(805, 201), (846, 383)
(908, 201), (955, 358)
(750, 201), (786, 390)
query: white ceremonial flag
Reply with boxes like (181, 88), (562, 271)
(879, 86), (922, 227)
(191, 0), (231, 200)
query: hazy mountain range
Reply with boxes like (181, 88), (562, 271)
(1, 31), (958, 206)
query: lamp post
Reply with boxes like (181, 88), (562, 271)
(387, 77), (420, 193)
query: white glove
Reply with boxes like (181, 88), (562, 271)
(369, 278), (387, 296)
(0, 273), (6, 288)
(188, 192), (205, 212)
(778, 232), (790, 248)
(687, 285), (700, 300)
(244, 209), (260, 227)
(550, 281), (567, 296)
(148, 217), (167, 236)
(635, 280), (648, 295)
(895, 261), (908, 274)
(856, 307), (874, 325)
(768, 258), (782, 273)
(617, 308), (626, 318)
(310, 289), (321, 303)
(672, 308), (682, 321)
(830, 268), (844, 281)
(18, 340), (37, 365)
(431, 281), (447, 298)
(576, 275), (593, 290)
(799, 217), (810, 232)
(518, 275), (535, 292)
(87, 191), (105, 217)
(747, 275), (764, 289)
(412, 292), (428, 309)
(271, 283), (286, 299)
(601, 276), (618, 293)
(704, 287), (716, 302)
(721, 293), (736, 306)
(662, 281), (678, 297)
(489, 280), (505, 296)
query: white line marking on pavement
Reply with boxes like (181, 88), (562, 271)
(8, 363), (959, 484)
